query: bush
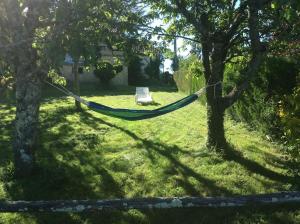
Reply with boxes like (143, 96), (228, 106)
(162, 71), (173, 85)
(128, 56), (145, 85)
(226, 57), (299, 139)
(280, 84), (300, 143)
(94, 62), (123, 85)
(145, 56), (161, 80)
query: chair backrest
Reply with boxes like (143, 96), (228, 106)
(136, 87), (150, 97)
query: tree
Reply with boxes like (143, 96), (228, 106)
(145, 54), (162, 80)
(51, 0), (148, 110)
(172, 38), (179, 72)
(0, 0), (61, 176)
(145, 0), (284, 152)
(0, 0), (149, 176)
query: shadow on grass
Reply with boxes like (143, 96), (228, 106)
(1, 106), (299, 224)
(78, 111), (233, 197)
(78, 110), (299, 190)
(141, 203), (300, 224)
(2, 106), (125, 223)
(223, 146), (297, 186)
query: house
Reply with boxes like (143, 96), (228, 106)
(61, 44), (129, 86)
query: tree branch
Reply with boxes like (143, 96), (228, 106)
(138, 25), (201, 43)
(223, 0), (266, 108)
(225, 1), (248, 42)
(173, 0), (207, 36)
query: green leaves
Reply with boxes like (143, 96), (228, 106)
(93, 61), (123, 85)
(48, 69), (67, 86)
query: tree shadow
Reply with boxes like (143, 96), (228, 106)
(2, 105), (299, 223)
(223, 145), (297, 186)
(2, 106), (125, 223)
(245, 145), (293, 170)
(78, 111), (233, 197)
(141, 203), (300, 224)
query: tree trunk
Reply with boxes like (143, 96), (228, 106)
(206, 100), (227, 150)
(73, 60), (81, 110)
(202, 39), (228, 151)
(205, 81), (228, 151)
(14, 72), (42, 177)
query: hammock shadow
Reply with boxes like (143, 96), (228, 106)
(79, 109), (299, 189)
(78, 110), (233, 197)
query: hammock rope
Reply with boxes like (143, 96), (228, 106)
(45, 80), (220, 121)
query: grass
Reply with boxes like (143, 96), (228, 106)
(0, 84), (299, 223)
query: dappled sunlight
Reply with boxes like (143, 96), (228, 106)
(0, 88), (299, 223)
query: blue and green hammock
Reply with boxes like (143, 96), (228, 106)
(46, 81), (207, 121)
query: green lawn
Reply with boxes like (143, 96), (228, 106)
(0, 85), (299, 223)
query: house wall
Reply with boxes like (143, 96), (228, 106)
(61, 45), (129, 86)
(61, 65), (128, 86)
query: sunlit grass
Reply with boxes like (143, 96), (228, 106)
(0, 85), (299, 223)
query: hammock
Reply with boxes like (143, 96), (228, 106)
(46, 81), (209, 121)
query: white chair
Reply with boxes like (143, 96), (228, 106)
(135, 87), (153, 104)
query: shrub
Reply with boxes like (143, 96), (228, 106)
(226, 57), (299, 139)
(128, 56), (145, 85)
(94, 62), (123, 85)
(145, 56), (161, 80)
(280, 84), (300, 144)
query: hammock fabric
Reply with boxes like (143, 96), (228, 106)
(87, 93), (200, 121)
(46, 80), (206, 121)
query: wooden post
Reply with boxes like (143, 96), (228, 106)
(0, 192), (299, 212)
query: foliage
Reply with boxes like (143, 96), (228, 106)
(47, 69), (67, 86)
(280, 85), (300, 177)
(0, 64), (14, 100)
(145, 55), (161, 80)
(173, 55), (205, 100)
(144, 0), (300, 151)
(162, 71), (173, 85)
(280, 86), (300, 144)
(94, 62), (123, 85)
(226, 57), (299, 136)
(50, 0), (151, 66)
(128, 56), (145, 85)
(0, 85), (299, 223)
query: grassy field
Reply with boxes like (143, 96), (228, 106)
(0, 84), (299, 223)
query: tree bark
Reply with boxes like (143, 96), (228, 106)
(0, 191), (299, 212)
(206, 99), (227, 151)
(203, 36), (228, 151)
(14, 71), (42, 177)
(73, 60), (81, 110)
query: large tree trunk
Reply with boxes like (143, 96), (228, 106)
(73, 60), (81, 110)
(205, 79), (228, 151)
(206, 99), (227, 151)
(202, 37), (228, 151)
(14, 71), (42, 177)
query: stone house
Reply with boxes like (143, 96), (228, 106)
(61, 44), (129, 86)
